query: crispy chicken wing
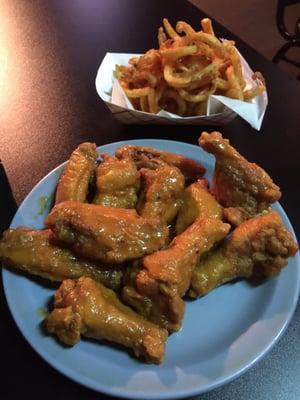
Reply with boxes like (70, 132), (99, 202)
(123, 218), (230, 331)
(45, 201), (169, 263)
(199, 132), (281, 225)
(115, 144), (205, 184)
(175, 179), (223, 234)
(137, 165), (185, 225)
(189, 211), (298, 297)
(55, 142), (98, 205)
(0, 228), (123, 290)
(93, 154), (140, 208)
(45, 277), (168, 364)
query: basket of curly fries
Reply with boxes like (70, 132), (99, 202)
(95, 18), (268, 130)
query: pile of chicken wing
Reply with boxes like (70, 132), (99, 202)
(0, 132), (298, 364)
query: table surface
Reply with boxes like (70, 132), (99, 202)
(0, 1), (300, 399)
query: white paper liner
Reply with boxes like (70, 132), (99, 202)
(95, 52), (268, 130)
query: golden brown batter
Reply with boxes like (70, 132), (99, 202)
(137, 165), (185, 224)
(115, 144), (206, 183)
(124, 218), (230, 331)
(55, 142), (98, 205)
(175, 179), (223, 234)
(45, 277), (168, 364)
(199, 132), (281, 225)
(190, 211), (298, 297)
(0, 227), (123, 290)
(46, 201), (169, 263)
(93, 154), (140, 208)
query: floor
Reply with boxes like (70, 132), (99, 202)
(189, 0), (300, 78)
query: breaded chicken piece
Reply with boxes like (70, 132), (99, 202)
(93, 154), (140, 208)
(115, 144), (205, 184)
(55, 142), (98, 204)
(199, 132), (281, 225)
(189, 210), (298, 297)
(137, 165), (185, 225)
(0, 228), (123, 291)
(123, 218), (230, 331)
(45, 201), (169, 264)
(45, 277), (168, 364)
(175, 179), (223, 234)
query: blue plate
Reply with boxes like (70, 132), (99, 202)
(2, 139), (300, 399)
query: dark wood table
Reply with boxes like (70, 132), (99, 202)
(1, 1), (299, 399)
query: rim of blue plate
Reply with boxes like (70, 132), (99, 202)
(2, 139), (300, 400)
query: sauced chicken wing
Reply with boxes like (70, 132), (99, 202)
(55, 142), (98, 204)
(123, 218), (230, 331)
(137, 165), (185, 225)
(45, 277), (168, 364)
(199, 132), (281, 225)
(115, 144), (205, 184)
(175, 179), (223, 234)
(189, 211), (298, 297)
(0, 228), (123, 290)
(122, 262), (174, 332)
(45, 201), (169, 264)
(93, 154), (140, 208)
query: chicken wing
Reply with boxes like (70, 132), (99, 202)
(189, 211), (298, 297)
(123, 218), (230, 331)
(45, 201), (169, 263)
(175, 179), (223, 234)
(45, 277), (168, 364)
(199, 132), (281, 225)
(93, 154), (140, 208)
(137, 165), (185, 225)
(115, 144), (205, 184)
(55, 142), (98, 204)
(0, 228), (123, 290)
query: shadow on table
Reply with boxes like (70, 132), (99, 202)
(0, 161), (17, 233)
